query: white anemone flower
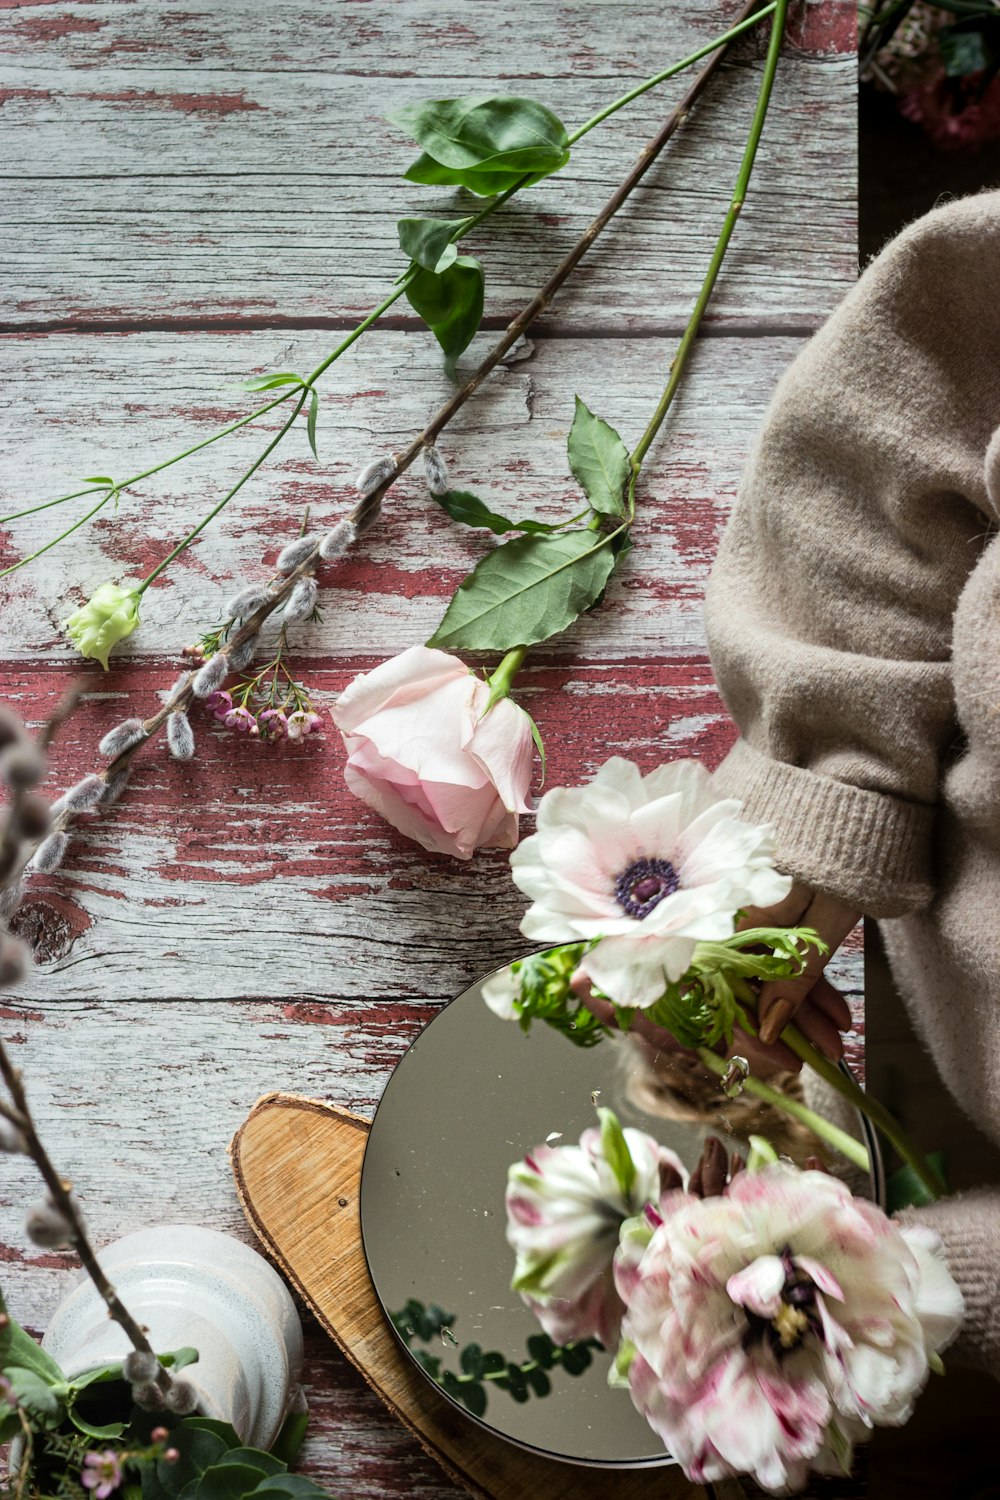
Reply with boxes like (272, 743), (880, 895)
(508, 757), (792, 1010)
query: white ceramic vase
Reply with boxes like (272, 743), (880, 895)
(39, 1224), (304, 1450)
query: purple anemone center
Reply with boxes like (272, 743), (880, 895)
(614, 857), (680, 919)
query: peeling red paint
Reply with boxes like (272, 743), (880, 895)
(83, 89), (261, 115)
(0, 87), (52, 106)
(11, 14), (104, 40)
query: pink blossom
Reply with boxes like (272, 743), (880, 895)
(82, 1449), (124, 1498)
(224, 706), (257, 734)
(614, 1163), (964, 1492)
(899, 71), (1000, 150)
(287, 709), (324, 740)
(332, 646), (534, 859)
(258, 708), (289, 739)
(206, 690), (233, 722)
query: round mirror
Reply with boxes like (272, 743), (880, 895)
(360, 957), (881, 1469)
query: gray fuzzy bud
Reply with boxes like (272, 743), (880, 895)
(101, 768), (131, 806)
(0, 1121), (26, 1154)
(52, 775), (105, 816)
(0, 743), (45, 790)
(98, 719), (147, 759)
(133, 1382), (165, 1412)
(423, 445), (449, 496)
(25, 1203), (74, 1248)
(283, 576), (318, 623)
(0, 932), (29, 988)
(227, 635), (257, 672)
(28, 831), (68, 874)
(276, 535), (317, 574)
(0, 884), (22, 922)
(226, 583), (272, 619)
(192, 654), (228, 699)
(318, 519), (356, 561)
(164, 1380), (198, 1415)
(355, 455), (396, 497)
(166, 712), (195, 762)
(0, 708), (25, 751)
(123, 1350), (160, 1384)
(15, 793), (50, 841)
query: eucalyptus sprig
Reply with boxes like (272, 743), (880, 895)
(3, 1), (778, 647)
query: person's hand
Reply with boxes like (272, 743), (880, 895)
(742, 880), (861, 1054)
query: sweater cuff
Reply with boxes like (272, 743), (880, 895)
(711, 738), (935, 917)
(896, 1192), (1000, 1378)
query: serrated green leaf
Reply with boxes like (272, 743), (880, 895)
(428, 528), (618, 652)
(391, 95), (569, 192)
(397, 217), (463, 273)
(567, 397), (631, 517)
(242, 374), (305, 392)
(406, 257), (484, 377)
(430, 489), (555, 535)
(307, 389), (319, 460)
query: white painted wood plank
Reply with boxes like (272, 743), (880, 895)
(0, 329), (820, 662)
(1, 7), (855, 325)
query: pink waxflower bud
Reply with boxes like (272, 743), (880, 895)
(258, 709), (288, 739)
(224, 707), (257, 734)
(206, 690), (233, 722)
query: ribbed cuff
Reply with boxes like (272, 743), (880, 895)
(896, 1192), (1000, 1378)
(711, 739), (935, 917)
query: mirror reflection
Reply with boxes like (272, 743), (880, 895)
(360, 963), (879, 1467)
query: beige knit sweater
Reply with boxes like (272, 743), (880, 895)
(703, 187), (1000, 1374)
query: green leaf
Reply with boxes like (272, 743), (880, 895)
(249, 1479), (332, 1498)
(391, 95), (570, 194)
(430, 489), (555, 536)
(597, 1106), (636, 1200)
(559, 1342), (593, 1377)
(242, 373), (305, 392)
(567, 397), (631, 518)
(69, 1361), (127, 1390)
(412, 1349), (441, 1381)
(397, 217), (462, 273)
(218, 1449), (286, 1476)
(194, 1463), (267, 1500)
(886, 1153), (948, 1212)
(68, 1410), (126, 1439)
(524, 708), (546, 786)
(7, 1366), (62, 1420)
(156, 1430), (229, 1496)
(307, 389), (319, 460)
(269, 1408), (309, 1467)
(175, 1416), (238, 1445)
(428, 528), (618, 652)
(526, 1333), (555, 1370)
(480, 1350), (506, 1375)
(504, 1363), (529, 1402)
(459, 1343), (484, 1379)
(160, 1348), (200, 1373)
(524, 1365), (551, 1398)
(406, 151), (540, 198)
(405, 256), (484, 377)
(939, 22), (995, 75)
(459, 1380), (487, 1417)
(83, 475), (115, 486)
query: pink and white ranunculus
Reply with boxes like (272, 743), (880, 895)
(615, 1162), (963, 1493)
(508, 757), (791, 1008)
(506, 1111), (686, 1350)
(332, 646), (534, 859)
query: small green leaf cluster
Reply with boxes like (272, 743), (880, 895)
(505, 945), (612, 1049)
(138, 1415), (331, 1500)
(428, 397), (633, 654)
(390, 1300), (599, 1418)
(389, 95), (570, 373)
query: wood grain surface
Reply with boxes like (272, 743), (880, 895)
(0, 1), (857, 1495)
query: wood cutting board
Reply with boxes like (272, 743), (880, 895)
(229, 1091), (746, 1500)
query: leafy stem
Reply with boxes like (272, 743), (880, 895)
(628, 0), (790, 493)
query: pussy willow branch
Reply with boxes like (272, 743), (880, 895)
(12, 5), (762, 873)
(0, 1047), (172, 1396)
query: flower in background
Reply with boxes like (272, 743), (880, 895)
(65, 584), (141, 670)
(615, 1162), (963, 1492)
(332, 645), (534, 860)
(506, 1109), (686, 1349)
(81, 1449), (124, 1498)
(508, 757), (790, 1009)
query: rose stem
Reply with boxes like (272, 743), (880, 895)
(5, 1), (775, 583)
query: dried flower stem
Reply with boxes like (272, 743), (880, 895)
(0, 1042), (172, 1395)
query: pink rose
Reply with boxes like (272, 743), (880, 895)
(332, 645), (534, 859)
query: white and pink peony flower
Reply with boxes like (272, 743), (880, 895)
(505, 1111), (686, 1349)
(614, 1162), (963, 1493)
(508, 757), (791, 1008)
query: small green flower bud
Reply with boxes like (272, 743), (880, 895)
(65, 584), (141, 671)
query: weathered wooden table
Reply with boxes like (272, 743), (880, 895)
(1, 3), (856, 1495)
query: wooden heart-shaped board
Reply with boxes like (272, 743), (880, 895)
(229, 1092), (741, 1500)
